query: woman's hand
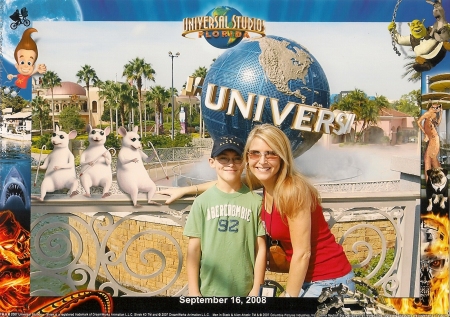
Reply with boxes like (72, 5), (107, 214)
(157, 181), (216, 204)
(156, 187), (190, 204)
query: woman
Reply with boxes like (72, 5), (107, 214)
(417, 101), (442, 182)
(243, 124), (354, 297)
(159, 124), (355, 297)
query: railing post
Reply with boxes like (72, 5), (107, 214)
(395, 199), (420, 297)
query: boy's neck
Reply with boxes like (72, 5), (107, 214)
(215, 179), (243, 193)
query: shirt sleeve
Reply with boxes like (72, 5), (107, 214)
(183, 199), (203, 238)
(256, 200), (266, 237)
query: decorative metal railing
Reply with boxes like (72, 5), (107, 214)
(31, 146), (208, 167)
(30, 190), (420, 298)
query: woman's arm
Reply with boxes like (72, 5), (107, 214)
(416, 112), (428, 134)
(416, 111), (432, 142)
(157, 175), (262, 204)
(249, 235), (267, 296)
(157, 181), (217, 204)
(186, 237), (202, 296)
(437, 107), (443, 125)
(281, 208), (311, 297)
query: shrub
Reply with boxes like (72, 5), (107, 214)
(352, 248), (396, 294)
(142, 134), (192, 149)
(32, 133), (54, 150)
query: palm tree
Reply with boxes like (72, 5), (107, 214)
(31, 96), (51, 136)
(145, 85), (171, 135)
(331, 89), (372, 142)
(76, 65), (99, 126)
(402, 55), (421, 83)
(358, 95), (389, 142)
(392, 89), (421, 118)
(192, 66), (208, 79)
(41, 70), (62, 129)
(114, 82), (137, 130)
(98, 80), (118, 131)
(123, 58), (156, 138)
(191, 67), (207, 137)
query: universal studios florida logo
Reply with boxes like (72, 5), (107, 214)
(182, 6), (265, 49)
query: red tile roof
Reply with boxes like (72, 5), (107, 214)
(379, 108), (410, 117)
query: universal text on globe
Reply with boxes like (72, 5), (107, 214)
(183, 76), (355, 136)
(182, 16), (265, 38)
(203, 83), (355, 135)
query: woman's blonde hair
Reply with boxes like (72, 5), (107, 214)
(243, 124), (319, 218)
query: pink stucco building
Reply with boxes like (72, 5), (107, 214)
(333, 108), (417, 144)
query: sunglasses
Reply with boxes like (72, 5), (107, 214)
(215, 156), (243, 165)
(247, 150), (279, 160)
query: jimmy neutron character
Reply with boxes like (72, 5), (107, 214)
(6, 28), (46, 95)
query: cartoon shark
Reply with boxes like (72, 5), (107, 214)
(0, 166), (30, 211)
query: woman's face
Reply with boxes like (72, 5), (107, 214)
(430, 104), (441, 112)
(247, 137), (281, 188)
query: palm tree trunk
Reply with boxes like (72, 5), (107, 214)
(115, 108), (119, 135)
(87, 88), (91, 126)
(110, 108), (113, 132)
(155, 102), (161, 135)
(138, 90), (143, 138)
(120, 105), (126, 129)
(51, 89), (55, 129)
(154, 104), (158, 135)
(159, 104), (164, 134)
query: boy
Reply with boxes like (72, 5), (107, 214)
(183, 135), (266, 297)
(7, 28), (46, 94)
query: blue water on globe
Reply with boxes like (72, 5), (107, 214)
(204, 6), (243, 49)
(201, 35), (330, 157)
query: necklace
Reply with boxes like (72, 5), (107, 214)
(263, 193), (274, 237)
(264, 192), (273, 214)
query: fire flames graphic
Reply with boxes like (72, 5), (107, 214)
(388, 213), (449, 315)
(0, 210), (113, 314)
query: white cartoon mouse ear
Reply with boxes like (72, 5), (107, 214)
(133, 126), (139, 133)
(55, 125), (60, 132)
(118, 126), (127, 137)
(68, 130), (78, 140)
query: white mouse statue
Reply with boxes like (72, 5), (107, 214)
(116, 126), (158, 207)
(79, 125), (113, 198)
(37, 125), (78, 201)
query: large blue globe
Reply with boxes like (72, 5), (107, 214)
(201, 35), (330, 157)
(204, 6), (244, 49)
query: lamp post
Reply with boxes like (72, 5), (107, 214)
(168, 51), (180, 140)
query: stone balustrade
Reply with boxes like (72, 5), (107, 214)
(31, 189), (420, 298)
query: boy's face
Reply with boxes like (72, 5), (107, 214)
(15, 49), (36, 75)
(209, 150), (244, 184)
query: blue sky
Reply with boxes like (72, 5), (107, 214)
(75, 0), (442, 22)
(24, 21), (422, 101)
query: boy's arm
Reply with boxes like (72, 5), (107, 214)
(248, 235), (266, 296)
(186, 237), (202, 296)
